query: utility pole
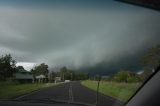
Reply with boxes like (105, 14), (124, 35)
(71, 73), (73, 81)
(96, 76), (101, 106)
(63, 73), (65, 81)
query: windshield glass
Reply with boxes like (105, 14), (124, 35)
(0, 0), (160, 106)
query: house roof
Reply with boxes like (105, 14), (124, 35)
(18, 69), (30, 73)
(36, 75), (46, 79)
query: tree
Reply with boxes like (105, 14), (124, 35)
(74, 72), (89, 80)
(94, 75), (101, 81)
(16, 66), (24, 72)
(104, 74), (115, 81)
(140, 45), (160, 81)
(31, 63), (49, 77)
(60, 66), (68, 81)
(59, 67), (75, 80)
(114, 70), (140, 83)
(141, 45), (160, 70)
(127, 76), (139, 83)
(48, 71), (56, 82)
(115, 70), (129, 83)
(58, 67), (89, 81)
(139, 69), (153, 82)
(0, 54), (16, 80)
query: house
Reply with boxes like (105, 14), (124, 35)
(35, 74), (46, 83)
(13, 69), (33, 83)
(54, 77), (61, 84)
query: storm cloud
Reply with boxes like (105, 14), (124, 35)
(0, 0), (160, 73)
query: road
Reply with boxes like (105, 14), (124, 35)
(14, 82), (123, 106)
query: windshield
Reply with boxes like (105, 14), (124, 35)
(0, 0), (160, 106)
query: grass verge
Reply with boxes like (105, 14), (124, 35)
(0, 81), (55, 100)
(81, 80), (141, 102)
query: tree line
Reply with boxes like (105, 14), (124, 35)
(0, 44), (160, 82)
(48, 66), (89, 82)
(0, 54), (89, 82)
(30, 64), (89, 82)
(101, 44), (160, 83)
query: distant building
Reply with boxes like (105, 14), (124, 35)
(64, 80), (70, 83)
(101, 76), (109, 79)
(137, 71), (144, 75)
(54, 77), (61, 84)
(35, 74), (46, 83)
(13, 69), (33, 83)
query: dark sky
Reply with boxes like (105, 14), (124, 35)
(0, 0), (160, 74)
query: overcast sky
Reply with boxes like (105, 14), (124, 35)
(0, 0), (160, 72)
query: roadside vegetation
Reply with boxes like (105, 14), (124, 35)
(0, 80), (55, 100)
(82, 45), (160, 102)
(0, 53), (89, 99)
(81, 65), (151, 102)
(82, 80), (140, 102)
(81, 70), (142, 102)
(0, 44), (159, 101)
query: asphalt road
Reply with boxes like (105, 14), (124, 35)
(14, 81), (123, 106)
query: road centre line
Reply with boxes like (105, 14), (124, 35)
(69, 83), (74, 102)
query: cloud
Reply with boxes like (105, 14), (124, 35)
(0, 1), (160, 73)
(16, 62), (35, 71)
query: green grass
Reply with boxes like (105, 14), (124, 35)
(81, 80), (141, 102)
(0, 81), (55, 100)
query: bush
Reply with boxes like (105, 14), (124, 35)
(114, 70), (140, 83)
(127, 76), (139, 83)
(115, 71), (128, 83)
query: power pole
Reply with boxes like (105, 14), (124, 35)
(63, 73), (65, 81)
(71, 73), (73, 81)
(96, 76), (101, 106)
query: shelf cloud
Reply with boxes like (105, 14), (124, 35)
(0, 1), (160, 72)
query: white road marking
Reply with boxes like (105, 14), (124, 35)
(69, 83), (74, 102)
